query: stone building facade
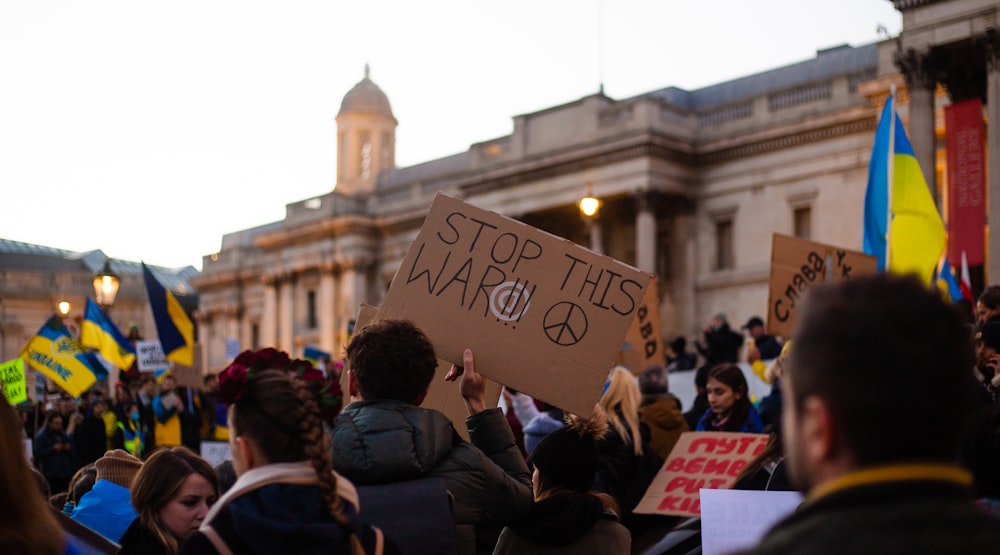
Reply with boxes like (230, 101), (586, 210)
(192, 0), (1000, 373)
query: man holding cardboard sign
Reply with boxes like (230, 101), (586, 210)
(743, 275), (1000, 554)
(331, 319), (532, 555)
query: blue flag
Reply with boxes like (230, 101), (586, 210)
(142, 263), (194, 366)
(22, 316), (107, 397)
(80, 298), (136, 370)
(863, 98), (893, 270)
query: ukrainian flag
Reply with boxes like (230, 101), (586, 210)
(303, 345), (330, 366)
(81, 298), (136, 370)
(22, 316), (107, 398)
(863, 95), (946, 284)
(936, 257), (963, 303)
(142, 262), (194, 367)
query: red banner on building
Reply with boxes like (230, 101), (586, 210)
(945, 99), (985, 265)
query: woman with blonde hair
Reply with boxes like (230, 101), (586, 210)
(594, 366), (661, 528)
(119, 446), (219, 555)
(179, 348), (385, 555)
(0, 394), (69, 555)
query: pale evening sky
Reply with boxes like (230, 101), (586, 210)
(0, 1), (902, 270)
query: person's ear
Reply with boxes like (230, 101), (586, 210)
(412, 387), (430, 407)
(348, 371), (359, 397)
(800, 396), (836, 464)
(234, 436), (256, 470)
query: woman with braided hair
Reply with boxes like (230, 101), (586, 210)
(179, 349), (387, 555)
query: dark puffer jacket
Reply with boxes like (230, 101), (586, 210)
(331, 400), (533, 555)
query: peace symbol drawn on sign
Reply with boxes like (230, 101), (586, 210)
(542, 302), (589, 346)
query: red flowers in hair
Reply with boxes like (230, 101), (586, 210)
(218, 348), (343, 426)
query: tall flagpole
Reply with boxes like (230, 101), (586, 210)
(885, 87), (896, 270)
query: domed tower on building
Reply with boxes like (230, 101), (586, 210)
(335, 64), (396, 195)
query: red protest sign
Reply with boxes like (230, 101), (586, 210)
(632, 431), (768, 517)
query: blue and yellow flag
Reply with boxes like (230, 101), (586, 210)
(142, 263), (194, 366)
(81, 298), (136, 370)
(22, 316), (107, 398)
(862, 95), (946, 284)
(936, 257), (964, 303)
(303, 345), (330, 366)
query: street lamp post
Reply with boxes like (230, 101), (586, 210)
(579, 189), (603, 254)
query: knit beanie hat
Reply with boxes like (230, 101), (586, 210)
(529, 409), (608, 492)
(95, 449), (143, 489)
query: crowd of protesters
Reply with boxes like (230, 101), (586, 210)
(6, 274), (1000, 554)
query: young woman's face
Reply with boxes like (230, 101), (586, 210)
(159, 473), (216, 540)
(706, 377), (740, 416)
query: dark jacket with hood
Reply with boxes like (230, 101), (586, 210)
(492, 493), (630, 555)
(179, 462), (385, 555)
(331, 400), (533, 555)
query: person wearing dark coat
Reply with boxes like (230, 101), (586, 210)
(72, 399), (109, 468)
(492, 411), (630, 554)
(695, 312), (743, 367)
(35, 410), (76, 494)
(739, 275), (1000, 554)
(331, 320), (533, 555)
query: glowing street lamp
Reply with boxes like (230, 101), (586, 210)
(57, 300), (71, 316)
(578, 187), (603, 254)
(93, 258), (120, 310)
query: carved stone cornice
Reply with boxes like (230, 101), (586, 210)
(698, 117), (876, 165)
(337, 256), (374, 272)
(891, 0), (941, 9)
(462, 137), (692, 197)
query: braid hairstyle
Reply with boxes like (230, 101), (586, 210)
(231, 369), (362, 552)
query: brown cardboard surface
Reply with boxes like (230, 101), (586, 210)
(339, 303), (501, 442)
(618, 279), (666, 374)
(633, 431), (768, 517)
(767, 234), (878, 337)
(377, 193), (653, 417)
(171, 344), (203, 388)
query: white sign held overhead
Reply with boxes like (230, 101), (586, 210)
(136, 340), (169, 372)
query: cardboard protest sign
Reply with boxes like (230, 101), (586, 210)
(136, 340), (169, 372)
(341, 303), (502, 441)
(171, 345), (203, 388)
(1, 357), (28, 404)
(617, 279), (665, 374)
(633, 431), (769, 517)
(767, 234), (878, 337)
(378, 193), (653, 416)
(700, 489), (803, 555)
(200, 440), (232, 466)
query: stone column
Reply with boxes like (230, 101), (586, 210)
(337, 257), (370, 354)
(896, 47), (939, 203)
(670, 212), (697, 337)
(635, 192), (657, 273)
(987, 34), (1000, 283)
(318, 262), (337, 354)
(225, 305), (241, 351)
(261, 275), (278, 349)
(278, 273), (295, 353)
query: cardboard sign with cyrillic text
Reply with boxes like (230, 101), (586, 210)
(341, 303), (501, 441)
(618, 279), (665, 374)
(633, 431), (768, 517)
(378, 193), (653, 417)
(767, 234), (877, 337)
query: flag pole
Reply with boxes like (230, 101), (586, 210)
(885, 87), (896, 270)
